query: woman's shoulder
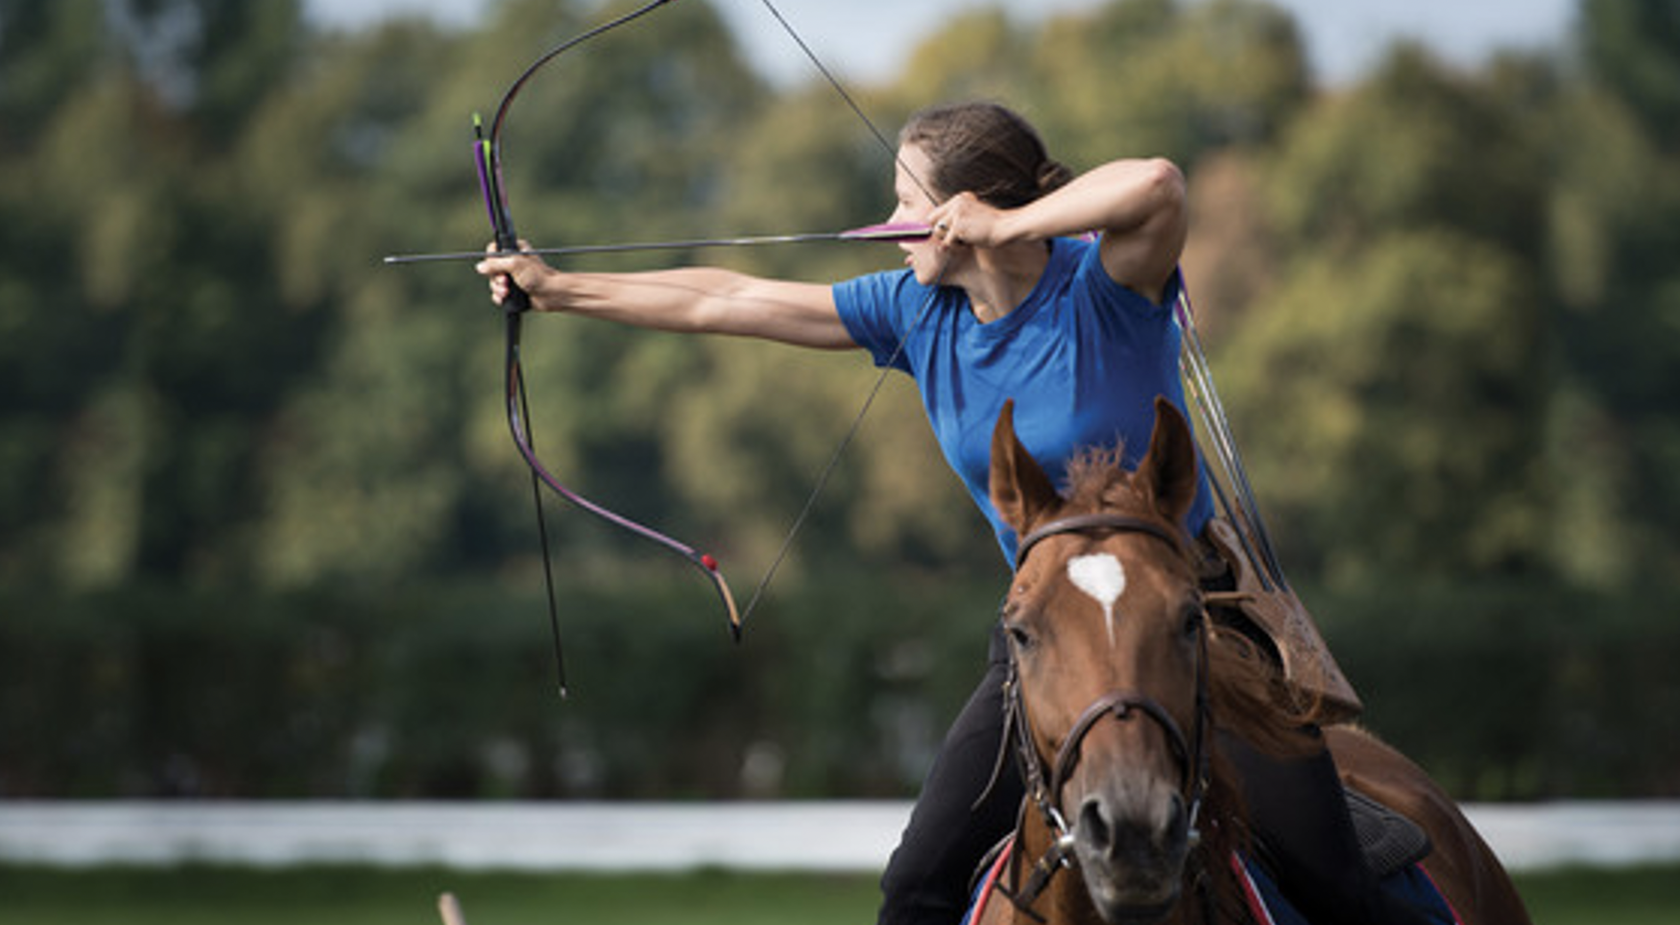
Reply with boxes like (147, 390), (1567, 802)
(834, 267), (927, 313)
(832, 268), (946, 368)
(1060, 236), (1179, 314)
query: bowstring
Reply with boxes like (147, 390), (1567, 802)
(515, 340), (570, 696)
(750, 0), (937, 204)
(737, 276), (947, 622)
(735, 0), (948, 622)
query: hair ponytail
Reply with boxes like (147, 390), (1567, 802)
(1036, 159), (1074, 195)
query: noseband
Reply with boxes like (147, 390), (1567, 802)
(994, 514), (1214, 920)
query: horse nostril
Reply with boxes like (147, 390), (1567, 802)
(1078, 796), (1116, 855)
(1163, 793), (1187, 844)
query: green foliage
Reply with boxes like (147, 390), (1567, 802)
(895, 0), (1311, 169)
(1217, 233), (1550, 582)
(1034, 0), (1311, 165)
(0, 575), (1003, 799)
(1260, 45), (1545, 260)
(1581, 0), (1680, 151)
(3, 574), (1675, 801)
(1314, 579), (1680, 799)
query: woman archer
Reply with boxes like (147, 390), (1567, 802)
(477, 100), (1428, 925)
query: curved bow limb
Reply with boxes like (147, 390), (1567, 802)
(502, 311), (742, 639)
(476, 0), (746, 654)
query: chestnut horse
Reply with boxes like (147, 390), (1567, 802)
(975, 398), (1530, 925)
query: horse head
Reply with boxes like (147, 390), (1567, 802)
(988, 396), (1209, 925)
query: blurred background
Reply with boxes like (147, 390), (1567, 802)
(2, 0), (1678, 914)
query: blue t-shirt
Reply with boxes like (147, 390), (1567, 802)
(833, 237), (1215, 564)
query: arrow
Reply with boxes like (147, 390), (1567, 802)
(383, 222), (934, 265)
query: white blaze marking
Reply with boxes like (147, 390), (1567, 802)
(1067, 553), (1127, 647)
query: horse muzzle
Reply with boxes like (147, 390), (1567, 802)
(1071, 774), (1192, 924)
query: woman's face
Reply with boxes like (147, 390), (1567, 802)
(888, 143), (946, 285)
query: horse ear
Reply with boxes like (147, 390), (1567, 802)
(990, 400), (1061, 535)
(1139, 396), (1199, 524)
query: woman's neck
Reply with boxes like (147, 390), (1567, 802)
(956, 240), (1054, 323)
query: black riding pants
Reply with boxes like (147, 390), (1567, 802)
(877, 624), (1021, 925)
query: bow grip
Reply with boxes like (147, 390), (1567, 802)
(474, 117), (533, 316)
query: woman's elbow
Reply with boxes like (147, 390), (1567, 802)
(1144, 157), (1187, 215)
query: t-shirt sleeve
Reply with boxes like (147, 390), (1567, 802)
(1074, 242), (1182, 319)
(833, 271), (919, 372)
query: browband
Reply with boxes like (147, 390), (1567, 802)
(1014, 513), (1184, 570)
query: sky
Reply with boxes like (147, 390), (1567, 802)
(303, 0), (1577, 87)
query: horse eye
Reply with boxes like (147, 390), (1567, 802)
(1180, 603), (1204, 639)
(1007, 623), (1035, 651)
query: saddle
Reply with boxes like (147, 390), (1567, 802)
(1236, 791), (1445, 925)
(1346, 786), (1433, 878)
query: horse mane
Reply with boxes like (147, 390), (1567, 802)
(1061, 445), (1134, 507)
(1197, 629), (1329, 916)
(1060, 446), (1193, 562)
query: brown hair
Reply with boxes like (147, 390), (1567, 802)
(898, 101), (1074, 208)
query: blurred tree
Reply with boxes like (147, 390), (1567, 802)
(885, 0), (1311, 171)
(5, 0), (1680, 801)
(1261, 44), (1546, 262)
(1218, 47), (1553, 586)
(0, 0), (106, 137)
(107, 0), (308, 142)
(243, 19), (487, 585)
(1539, 0), (1680, 587)
(1029, 0), (1310, 168)
(1218, 233), (1549, 584)
(1580, 0), (1680, 151)
(894, 9), (1034, 108)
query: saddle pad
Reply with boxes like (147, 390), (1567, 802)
(960, 836), (1457, 925)
(959, 837), (1014, 925)
(1232, 851), (1463, 925)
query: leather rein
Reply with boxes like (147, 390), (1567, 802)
(992, 514), (1215, 921)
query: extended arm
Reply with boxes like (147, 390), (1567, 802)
(476, 254), (856, 350)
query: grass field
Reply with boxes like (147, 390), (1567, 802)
(1, 863), (1676, 924)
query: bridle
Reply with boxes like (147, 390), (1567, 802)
(995, 514), (1215, 921)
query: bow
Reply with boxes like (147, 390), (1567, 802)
(476, 0), (738, 695)
(461, 0), (942, 692)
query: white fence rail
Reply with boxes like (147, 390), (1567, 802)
(3, 801), (1677, 873)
